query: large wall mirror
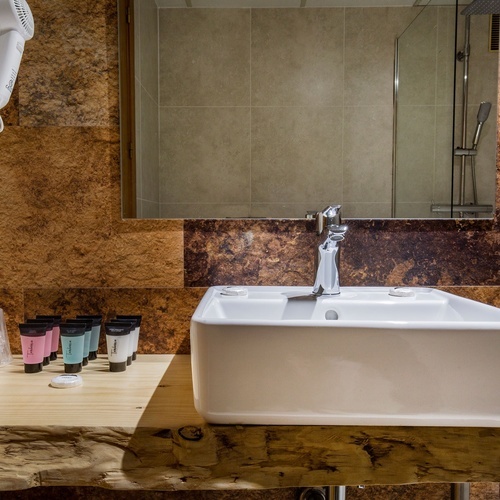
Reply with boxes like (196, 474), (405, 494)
(118, 0), (499, 220)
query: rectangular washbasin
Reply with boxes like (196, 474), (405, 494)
(190, 286), (500, 426)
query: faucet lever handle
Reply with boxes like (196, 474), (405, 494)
(330, 224), (348, 233)
(315, 205), (342, 235)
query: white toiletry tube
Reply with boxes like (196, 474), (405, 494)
(105, 323), (132, 372)
(109, 319), (136, 366)
(116, 315), (142, 361)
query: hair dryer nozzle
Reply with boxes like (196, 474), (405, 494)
(0, 30), (24, 109)
(0, 0), (33, 133)
(0, 0), (34, 40)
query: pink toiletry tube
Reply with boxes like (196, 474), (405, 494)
(19, 323), (46, 373)
(36, 315), (62, 360)
(26, 319), (53, 366)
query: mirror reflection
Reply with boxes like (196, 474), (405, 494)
(119, 0), (498, 219)
(394, 0), (498, 218)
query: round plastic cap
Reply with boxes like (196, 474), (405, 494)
(50, 374), (83, 389)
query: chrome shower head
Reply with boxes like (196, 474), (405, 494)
(461, 0), (500, 16)
(472, 101), (492, 150)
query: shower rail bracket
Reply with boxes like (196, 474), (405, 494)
(431, 204), (493, 214)
(454, 148), (478, 156)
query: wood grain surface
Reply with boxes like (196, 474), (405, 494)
(0, 355), (499, 491)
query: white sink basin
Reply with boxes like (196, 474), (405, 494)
(190, 286), (500, 426)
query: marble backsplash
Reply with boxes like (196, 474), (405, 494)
(184, 219), (499, 287)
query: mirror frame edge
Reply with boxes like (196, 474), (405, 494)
(118, 0), (137, 219)
(117, 0), (498, 224)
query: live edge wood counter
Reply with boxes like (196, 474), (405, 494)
(0, 355), (499, 491)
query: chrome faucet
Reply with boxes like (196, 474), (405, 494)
(312, 205), (348, 296)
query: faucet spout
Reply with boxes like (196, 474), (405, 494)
(312, 205), (347, 296)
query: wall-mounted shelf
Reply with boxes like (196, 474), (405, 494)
(0, 355), (499, 491)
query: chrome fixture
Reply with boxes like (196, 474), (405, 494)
(312, 205), (347, 296)
(452, 101), (492, 215)
(452, 483), (471, 500)
(454, 0), (500, 216)
(299, 486), (346, 500)
(432, 0), (497, 217)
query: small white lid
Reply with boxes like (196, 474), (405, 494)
(389, 287), (416, 298)
(50, 374), (83, 389)
(220, 286), (248, 297)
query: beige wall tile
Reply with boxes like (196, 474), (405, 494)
(136, 0), (160, 215)
(396, 7), (438, 107)
(191, 0), (300, 5)
(251, 8), (344, 106)
(159, 9), (250, 106)
(153, 6), (496, 219)
(160, 107), (251, 204)
(343, 105), (393, 203)
(139, 87), (160, 204)
(436, 7), (457, 105)
(138, 0), (159, 103)
(342, 202), (392, 219)
(395, 105), (436, 203)
(251, 106), (343, 203)
(133, 0), (141, 80)
(433, 105), (454, 203)
(396, 202), (435, 218)
(140, 199), (161, 218)
(344, 7), (418, 107)
(467, 15), (498, 106)
(455, 15), (498, 109)
(161, 203), (251, 219)
(250, 203), (326, 219)
(135, 76), (143, 206)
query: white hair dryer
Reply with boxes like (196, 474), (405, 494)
(0, 0), (34, 132)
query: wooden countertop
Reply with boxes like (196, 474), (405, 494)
(0, 354), (202, 428)
(0, 355), (499, 491)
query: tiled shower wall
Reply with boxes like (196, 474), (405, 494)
(134, 0), (160, 218)
(158, 7), (421, 218)
(396, 8), (498, 217)
(143, 5), (498, 219)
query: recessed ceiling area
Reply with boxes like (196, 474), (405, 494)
(155, 0), (468, 8)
